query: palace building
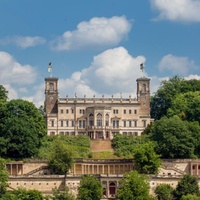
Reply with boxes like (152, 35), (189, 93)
(44, 76), (153, 138)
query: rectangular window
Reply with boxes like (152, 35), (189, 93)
(51, 121), (54, 127)
(79, 109), (85, 114)
(143, 120), (147, 127)
(66, 109), (69, 114)
(124, 110), (126, 114)
(116, 120), (119, 127)
(60, 120), (63, 127)
(129, 121), (132, 127)
(83, 120), (86, 128)
(123, 121), (126, 127)
(134, 120), (137, 127)
(66, 120), (69, 127)
(134, 110), (137, 114)
(71, 109), (74, 114)
(113, 109), (118, 114)
(72, 121), (74, 127)
(79, 120), (82, 127)
(113, 120), (115, 127)
(61, 109), (63, 114)
(129, 110), (131, 114)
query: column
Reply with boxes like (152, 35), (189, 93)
(92, 165), (94, 174)
(108, 165), (110, 175)
(73, 164), (76, 175)
(81, 164), (84, 175)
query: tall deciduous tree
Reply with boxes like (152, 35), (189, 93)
(117, 170), (154, 200)
(134, 141), (161, 174)
(0, 158), (8, 198)
(155, 183), (174, 200)
(149, 115), (196, 158)
(151, 76), (200, 120)
(167, 91), (200, 123)
(174, 175), (200, 200)
(77, 175), (102, 200)
(151, 76), (185, 120)
(48, 139), (74, 175)
(0, 99), (46, 159)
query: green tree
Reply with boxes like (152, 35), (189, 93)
(134, 141), (161, 174)
(174, 175), (200, 200)
(0, 99), (46, 159)
(0, 158), (8, 198)
(150, 76), (200, 120)
(112, 134), (149, 158)
(155, 184), (174, 200)
(38, 134), (90, 159)
(149, 115), (196, 158)
(181, 194), (200, 200)
(187, 122), (200, 157)
(0, 85), (8, 102)
(167, 91), (200, 123)
(52, 188), (75, 200)
(77, 175), (102, 200)
(151, 76), (185, 120)
(117, 170), (154, 200)
(48, 139), (74, 175)
(11, 188), (44, 200)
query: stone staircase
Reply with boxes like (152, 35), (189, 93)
(24, 166), (49, 176)
(90, 140), (114, 152)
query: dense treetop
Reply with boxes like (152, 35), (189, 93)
(0, 98), (46, 159)
(151, 76), (200, 121)
(117, 170), (154, 200)
(77, 175), (102, 200)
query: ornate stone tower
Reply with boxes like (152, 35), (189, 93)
(44, 77), (58, 115)
(136, 77), (150, 116)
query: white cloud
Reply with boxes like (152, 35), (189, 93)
(0, 36), (46, 48)
(57, 47), (146, 98)
(51, 16), (132, 51)
(184, 74), (200, 80)
(0, 51), (37, 85)
(3, 84), (18, 100)
(158, 54), (197, 75)
(151, 0), (200, 22)
(0, 51), (40, 105)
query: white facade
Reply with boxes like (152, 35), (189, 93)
(44, 77), (153, 139)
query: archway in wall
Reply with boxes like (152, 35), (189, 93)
(109, 182), (116, 197)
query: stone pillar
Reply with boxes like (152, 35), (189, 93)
(106, 181), (109, 198)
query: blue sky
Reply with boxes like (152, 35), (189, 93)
(0, 0), (200, 106)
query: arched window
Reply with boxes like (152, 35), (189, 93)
(89, 114), (94, 126)
(65, 132), (69, 136)
(105, 114), (109, 126)
(49, 83), (54, 91)
(109, 182), (116, 196)
(142, 84), (146, 92)
(50, 131), (55, 135)
(97, 113), (102, 126)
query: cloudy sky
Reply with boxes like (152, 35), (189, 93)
(0, 0), (200, 107)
